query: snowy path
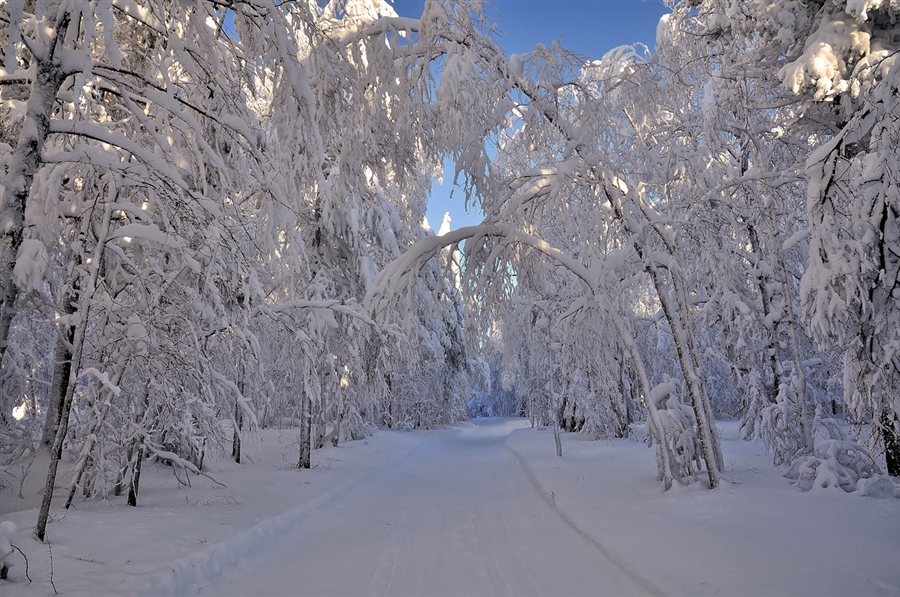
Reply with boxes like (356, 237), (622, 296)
(198, 419), (655, 597)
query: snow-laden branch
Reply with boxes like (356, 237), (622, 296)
(211, 370), (259, 432)
(48, 120), (192, 191)
(366, 223), (599, 315)
(109, 0), (165, 35)
(261, 299), (376, 327)
(326, 16), (422, 45)
(143, 441), (226, 488)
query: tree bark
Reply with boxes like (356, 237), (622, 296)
(65, 398), (114, 510)
(127, 381), (152, 507)
(298, 360), (312, 469)
(333, 383), (344, 448)
(127, 443), (145, 507)
(41, 316), (77, 447)
(772, 231), (814, 455)
(0, 10), (70, 369)
(609, 314), (675, 490)
(35, 307), (87, 541)
(552, 408), (563, 457)
(648, 265), (722, 489)
(747, 224), (781, 404)
(232, 368), (243, 464)
(882, 410), (900, 477)
(232, 399), (243, 464)
(603, 186), (722, 488)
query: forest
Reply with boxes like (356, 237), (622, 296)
(1, 0), (899, 552)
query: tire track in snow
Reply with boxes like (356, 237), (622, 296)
(195, 421), (663, 596)
(493, 450), (545, 593)
(141, 435), (424, 597)
(506, 442), (666, 597)
(364, 471), (421, 596)
(472, 502), (516, 596)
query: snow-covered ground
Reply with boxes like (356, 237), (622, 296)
(1, 419), (898, 596)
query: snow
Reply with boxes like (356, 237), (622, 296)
(0, 429), (422, 596)
(0, 521), (16, 577)
(12, 239), (48, 294)
(110, 224), (181, 247)
(438, 211), (452, 236)
(2, 420), (897, 596)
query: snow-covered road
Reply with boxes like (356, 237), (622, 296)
(200, 419), (656, 596)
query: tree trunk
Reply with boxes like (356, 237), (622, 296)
(649, 267), (722, 489)
(773, 236), (814, 455)
(232, 360), (245, 463)
(552, 404), (563, 457)
(747, 224), (781, 405)
(605, 188), (722, 488)
(35, 204), (112, 535)
(314, 384), (325, 449)
(41, 262), (82, 447)
(609, 314), (675, 490)
(882, 410), (900, 477)
(127, 379), (151, 507)
(333, 384), (344, 448)
(0, 11), (70, 369)
(298, 390), (311, 469)
(65, 403), (110, 510)
(35, 307), (88, 541)
(669, 266), (725, 473)
(41, 306), (77, 447)
(127, 443), (145, 507)
(115, 443), (134, 497)
(232, 401), (243, 464)
(298, 360), (312, 469)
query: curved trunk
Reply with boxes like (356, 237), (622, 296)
(646, 265), (722, 489)
(609, 313), (675, 490)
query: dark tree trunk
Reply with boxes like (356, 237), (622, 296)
(126, 382), (151, 507)
(35, 346), (80, 541)
(232, 400), (243, 464)
(115, 443), (134, 497)
(298, 371), (311, 469)
(882, 411), (900, 477)
(41, 287), (78, 447)
(127, 443), (144, 507)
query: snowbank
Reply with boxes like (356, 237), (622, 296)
(505, 422), (900, 596)
(0, 429), (422, 596)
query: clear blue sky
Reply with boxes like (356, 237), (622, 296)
(390, 0), (670, 232)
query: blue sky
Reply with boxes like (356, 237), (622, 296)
(390, 0), (670, 232)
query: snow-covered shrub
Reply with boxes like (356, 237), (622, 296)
(779, 406), (898, 496)
(759, 380), (809, 465)
(341, 409), (377, 441)
(739, 370), (767, 441)
(0, 521), (17, 580)
(395, 420), (415, 432)
(853, 475), (900, 499)
(651, 379), (702, 485)
(784, 439), (883, 493)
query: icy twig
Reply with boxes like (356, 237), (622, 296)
(47, 538), (57, 595)
(10, 544), (30, 582)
